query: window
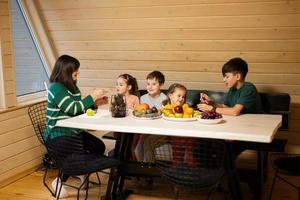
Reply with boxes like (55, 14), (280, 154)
(11, 0), (49, 99)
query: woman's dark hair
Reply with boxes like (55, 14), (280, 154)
(50, 55), (80, 92)
(118, 74), (140, 97)
(222, 57), (248, 80)
(162, 83), (187, 105)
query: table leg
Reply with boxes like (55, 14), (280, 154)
(226, 142), (244, 200)
(104, 132), (133, 200)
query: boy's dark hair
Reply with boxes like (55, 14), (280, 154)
(222, 57), (248, 80)
(146, 71), (165, 85)
(118, 74), (140, 97)
(50, 55), (80, 92)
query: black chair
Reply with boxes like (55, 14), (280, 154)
(155, 138), (228, 200)
(46, 134), (120, 200)
(28, 101), (57, 196)
(28, 101), (120, 199)
(269, 153), (300, 200)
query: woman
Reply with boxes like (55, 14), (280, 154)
(44, 55), (108, 198)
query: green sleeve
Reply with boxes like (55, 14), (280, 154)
(49, 84), (94, 116)
(236, 83), (262, 113)
(236, 85), (257, 109)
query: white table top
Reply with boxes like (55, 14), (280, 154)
(56, 108), (282, 143)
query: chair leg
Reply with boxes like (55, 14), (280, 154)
(96, 172), (101, 185)
(77, 175), (90, 200)
(56, 178), (63, 200)
(115, 175), (128, 200)
(269, 170), (278, 200)
(85, 185), (89, 200)
(43, 167), (56, 197)
(83, 178), (89, 200)
(173, 186), (179, 200)
(89, 172), (101, 185)
(207, 186), (218, 200)
(54, 171), (62, 198)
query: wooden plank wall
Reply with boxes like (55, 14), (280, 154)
(0, 0), (16, 108)
(0, 106), (45, 187)
(35, 0), (300, 144)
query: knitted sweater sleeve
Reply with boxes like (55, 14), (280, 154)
(48, 83), (94, 116)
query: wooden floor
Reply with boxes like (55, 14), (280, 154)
(0, 164), (300, 200)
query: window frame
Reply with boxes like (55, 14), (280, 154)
(12, 0), (50, 102)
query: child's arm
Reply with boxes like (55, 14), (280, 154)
(133, 95), (140, 109)
(215, 104), (244, 116)
(198, 92), (222, 110)
(198, 93), (244, 116)
(197, 103), (244, 116)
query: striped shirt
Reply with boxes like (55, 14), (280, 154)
(44, 82), (94, 140)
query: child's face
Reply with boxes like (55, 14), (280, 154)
(223, 72), (241, 88)
(116, 77), (131, 95)
(169, 88), (186, 106)
(146, 78), (163, 97)
(72, 70), (79, 81)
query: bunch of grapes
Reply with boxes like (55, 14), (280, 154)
(201, 110), (222, 119)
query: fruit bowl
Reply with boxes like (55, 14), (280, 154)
(162, 114), (197, 122)
(132, 107), (161, 120)
(132, 112), (162, 120)
(197, 110), (223, 124)
(197, 117), (223, 124)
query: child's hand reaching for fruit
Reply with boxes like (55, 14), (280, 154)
(197, 103), (214, 112)
(198, 93), (217, 111)
(200, 93), (213, 105)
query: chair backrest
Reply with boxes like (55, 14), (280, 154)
(28, 101), (48, 145)
(155, 138), (227, 188)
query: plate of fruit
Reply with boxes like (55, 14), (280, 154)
(197, 110), (223, 124)
(161, 103), (200, 122)
(132, 103), (162, 120)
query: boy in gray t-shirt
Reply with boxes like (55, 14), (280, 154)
(140, 92), (166, 109)
(134, 71), (167, 162)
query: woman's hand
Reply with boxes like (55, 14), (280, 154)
(90, 89), (107, 101)
(197, 103), (214, 111)
(94, 96), (108, 107)
(200, 93), (213, 105)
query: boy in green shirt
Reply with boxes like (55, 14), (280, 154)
(198, 57), (263, 160)
(198, 58), (264, 196)
(197, 57), (262, 115)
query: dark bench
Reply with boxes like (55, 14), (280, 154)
(103, 89), (291, 197)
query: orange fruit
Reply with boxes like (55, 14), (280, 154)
(135, 103), (150, 112)
(185, 107), (194, 115)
